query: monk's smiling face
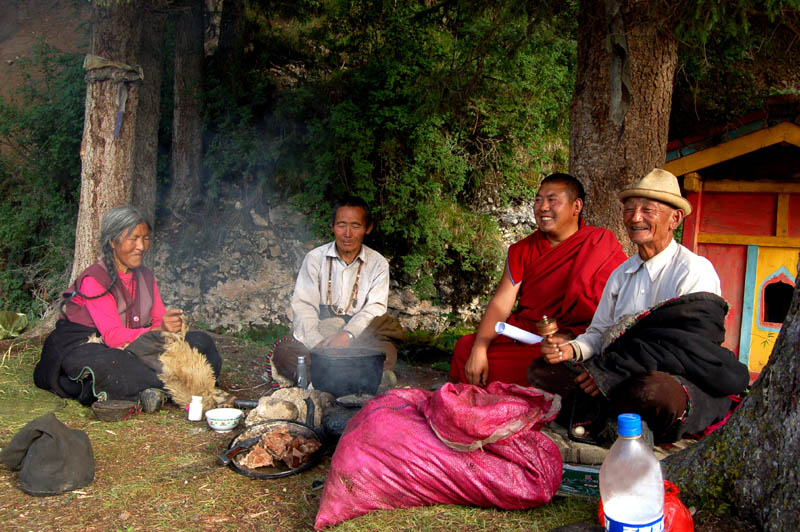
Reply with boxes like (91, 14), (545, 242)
(534, 182), (582, 245)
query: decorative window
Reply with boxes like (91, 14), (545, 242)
(760, 272), (795, 328)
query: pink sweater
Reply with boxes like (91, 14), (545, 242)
(71, 271), (166, 348)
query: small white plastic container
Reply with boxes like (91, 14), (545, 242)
(187, 395), (203, 421)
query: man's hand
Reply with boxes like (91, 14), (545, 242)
(158, 309), (183, 333)
(318, 331), (352, 348)
(464, 347), (489, 386)
(575, 371), (600, 397)
(541, 333), (574, 364)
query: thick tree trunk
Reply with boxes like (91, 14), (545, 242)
(131, 8), (167, 226)
(569, 0), (677, 253)
(663, 255), (800, 531)
(167, 0), (205, 214)
(71, 2), (145, 281)
(216, 0), (245, 65)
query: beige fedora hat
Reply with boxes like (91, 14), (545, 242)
(618, 168), (692, 216)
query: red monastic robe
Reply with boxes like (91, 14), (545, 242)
(449, 224), (627, 386)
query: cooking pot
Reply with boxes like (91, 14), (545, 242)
(309, 347), (385, 398)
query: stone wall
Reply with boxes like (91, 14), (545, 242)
(148, 190), (536, 333)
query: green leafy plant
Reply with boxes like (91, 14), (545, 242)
(0, 41), (85, 317)
(202, 1), (577, 305)
(232, 324), (292, 346)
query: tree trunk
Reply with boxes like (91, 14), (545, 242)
(215, 0), (245, 65)
(71, 2), (145, 281)
(130, 8), (167, 226)
(663, 254), (800, 531)
(167, 0), (205, 214)
(569, 0), (677, 253)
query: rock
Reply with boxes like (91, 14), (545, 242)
(418, 300), (434, 312)
(244, 399), (298, 427)
(244, 387), (335, 429)
(403, 306), (420, 317)
(401, 289), (419, 305)
(148, 196), (486, 334)
(250, 208), (269, 227)
(387, 294), (403, 309)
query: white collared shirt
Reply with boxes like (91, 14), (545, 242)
(574, 239), (721, 360)
(291, 242), (389, 348)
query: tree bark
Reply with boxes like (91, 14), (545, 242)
(215, 0), (245, 66)
(663, 254), (800, 531)
(131, 7), (167, 226)
(569, 0), (677, 253)
(167, 0), (205, 214)
(71, 1), (145, 281)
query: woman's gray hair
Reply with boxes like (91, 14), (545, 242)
(61, 205), (152, 309)
(99, 205), (151, 289)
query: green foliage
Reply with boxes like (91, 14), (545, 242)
(671, 1), (800, 136)
(430, 360), (451, 372)
(0, 41), (84, 317)
(302, 2), (576, 301)
(232, 323), (291, 346)
(203, 1), (577, 303)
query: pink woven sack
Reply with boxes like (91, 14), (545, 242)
(314, 383), (563, 529)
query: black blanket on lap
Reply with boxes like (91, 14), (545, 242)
(584, 292), (750, 397)
(34, 320), (165, 404)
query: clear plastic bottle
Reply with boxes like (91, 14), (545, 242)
(296, 356), (310, 389)
(599, 413), (664, 532)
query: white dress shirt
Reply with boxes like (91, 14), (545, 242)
(574, 239), (721, 360)
(291, 242), (390, 348)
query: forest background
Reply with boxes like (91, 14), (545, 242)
(1, 0), (798, 322)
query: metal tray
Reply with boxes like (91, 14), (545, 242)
(219, 418), (325, 480)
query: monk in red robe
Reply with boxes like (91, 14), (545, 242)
(450, 173), (627, 386)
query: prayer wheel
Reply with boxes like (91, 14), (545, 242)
(536, 316), (558, 338)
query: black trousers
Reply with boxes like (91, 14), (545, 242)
(44, 327), (221, 405)
(527, 359), (732, 444)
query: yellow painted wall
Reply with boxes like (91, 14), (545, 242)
(748, 247), (798, 372)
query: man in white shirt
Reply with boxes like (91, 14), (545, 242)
(271, 196), (405, 385)
(533, 169), (749, 444)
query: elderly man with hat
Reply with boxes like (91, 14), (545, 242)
(532, 169), (749, 445)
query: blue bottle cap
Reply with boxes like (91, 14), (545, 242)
(617, 413), (642, 437)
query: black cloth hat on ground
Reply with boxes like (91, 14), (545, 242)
(0, 412), (94, 496)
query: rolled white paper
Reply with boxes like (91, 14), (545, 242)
(495, 322), (543, 344)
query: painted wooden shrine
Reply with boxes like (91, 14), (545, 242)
(665, 110), (799, 379)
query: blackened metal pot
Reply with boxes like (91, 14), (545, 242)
(309, 347), (386, 398)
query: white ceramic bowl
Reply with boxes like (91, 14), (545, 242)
(205, 408), (243, 433)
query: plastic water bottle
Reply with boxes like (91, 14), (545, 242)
(599, 413), (664, 532)
(296, 356), (310, 389)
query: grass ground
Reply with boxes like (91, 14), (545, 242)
(0, 332), (757, 531)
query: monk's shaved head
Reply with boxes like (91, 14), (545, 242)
(540, 173), (585, 211)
